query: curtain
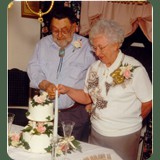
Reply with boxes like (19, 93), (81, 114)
(80, 1), (152, 42)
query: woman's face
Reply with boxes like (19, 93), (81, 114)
(51, 18), (76, 48)
(91, 34), (119, 66)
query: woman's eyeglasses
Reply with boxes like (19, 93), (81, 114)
(91, 43), (109, 52)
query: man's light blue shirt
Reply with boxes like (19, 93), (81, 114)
(27, 34), (96, 109)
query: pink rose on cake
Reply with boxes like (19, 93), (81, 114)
(36, 122), (46, 134)
(33, 91), (48, 103)
(31, 91), (52, 107)
(22, 121), (53, 137)
(33, 95), (46, 104)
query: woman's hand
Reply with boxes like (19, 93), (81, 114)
(85, 104), (92, 114)
(57, 84), (70, 94)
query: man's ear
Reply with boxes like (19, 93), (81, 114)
(71, 23), (77, 33)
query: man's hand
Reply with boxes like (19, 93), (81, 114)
(39, 80), (56, 99)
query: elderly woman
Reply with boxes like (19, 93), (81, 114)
(58, 20), (152, 160)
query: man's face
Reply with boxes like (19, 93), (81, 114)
(51, 18), (76, 48)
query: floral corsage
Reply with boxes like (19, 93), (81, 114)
(72, 39), (82, 52)
(110, 63), (139, 85)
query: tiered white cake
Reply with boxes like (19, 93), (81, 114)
(27, 102), (54, 121)
(9, 91), (81, 155)
(22, 92), (54, 153)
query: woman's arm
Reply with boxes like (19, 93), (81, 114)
(58, 84), (92, 104)
(141, 100), (152, 119)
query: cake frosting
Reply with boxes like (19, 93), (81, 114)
(27, 102), (54, 121)
(22, 121), (53, 153)
(26, 92), (54, 121)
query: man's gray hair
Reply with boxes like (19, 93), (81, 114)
(89, 20), (125, 46)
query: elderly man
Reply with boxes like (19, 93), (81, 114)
(27, 7), (96, 142)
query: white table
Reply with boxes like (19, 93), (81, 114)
(8, 125), (122, 160)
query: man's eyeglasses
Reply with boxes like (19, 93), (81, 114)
(91, 43), (109, 52)
(52, 26), (72, 36)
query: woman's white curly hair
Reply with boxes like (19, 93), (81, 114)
(89, 20), (125, 47)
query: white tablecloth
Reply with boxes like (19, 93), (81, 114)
(8, 125), (123, 160)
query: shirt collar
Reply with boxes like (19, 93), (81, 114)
(101, 50), (124, 73)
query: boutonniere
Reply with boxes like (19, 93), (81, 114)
(72, 39), (82, 52)
(110, 63), (139, 86)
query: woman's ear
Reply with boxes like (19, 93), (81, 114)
(113, 43), (120, 52)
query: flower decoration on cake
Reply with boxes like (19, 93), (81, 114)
(110, 63), (139, 85)
(72, 39), (82, 52)
(22, 121), (53, 137)
(31, 92), (52, 107)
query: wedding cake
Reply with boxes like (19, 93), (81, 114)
(9, 92), (81, 155)
(22, 92), (54, 153)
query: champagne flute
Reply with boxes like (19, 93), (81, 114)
(8, 112), (15, 135)
(61, 120), (75, 160)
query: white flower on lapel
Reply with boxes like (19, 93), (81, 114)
(72, 39), (82, 52)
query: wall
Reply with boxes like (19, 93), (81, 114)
(8, 1), (40, 71)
